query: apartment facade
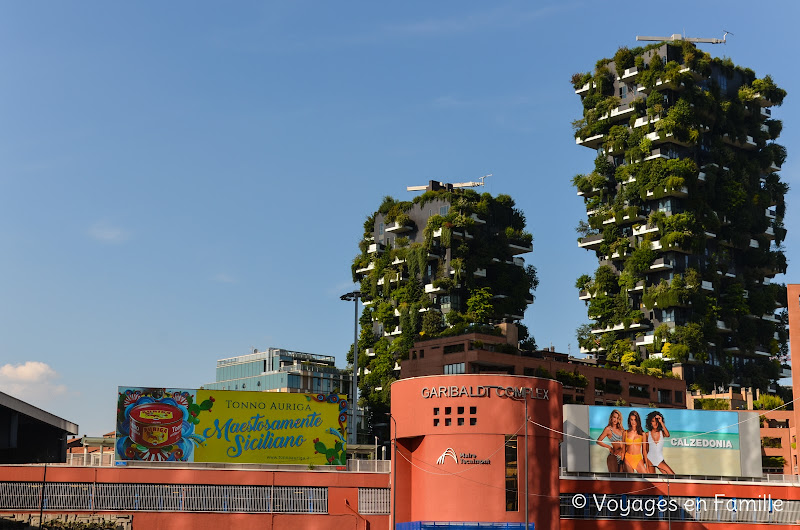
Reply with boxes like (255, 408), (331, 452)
(401, 327), (686, 409)
(572, 42), (789, 389)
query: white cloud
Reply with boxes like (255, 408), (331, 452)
(0, 361), (57, 382)
(0, 361), (68, 405)
(88, 221), (128, 243)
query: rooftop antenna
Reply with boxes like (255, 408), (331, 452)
(635, 31), (732, 45)
(407, 174), (491, 192)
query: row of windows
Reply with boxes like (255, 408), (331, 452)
(433, 405), (478, 427)
(444, 362), (465, 374)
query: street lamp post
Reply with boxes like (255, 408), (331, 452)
(387, 413), (398, 530)
(340, 291), (362, 446)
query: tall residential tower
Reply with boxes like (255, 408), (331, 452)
(571, 41), (788, 392)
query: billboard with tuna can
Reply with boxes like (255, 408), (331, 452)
(116, 387), (348, 465)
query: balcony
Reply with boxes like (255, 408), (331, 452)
(355, 262), (375, 275)
(767, 162), (782, 173)
(579, 290), (593, 301)
(647, 130), (694, 148)
(717, 320), (732, 333)
(577, 187), (602, 198)
(766, 208), (776, 220)
(608, 105), (636, 121)
(763, 314), (780, 323)
(632, 223), (659, 237)
(765, 226), (775, 239)
(575, 82), (594, 95)
(627, 281), (645, 293)
(470, 213), (486, 224)
(473, 268), (487, 278)
(367, 243), (385, 254)
(578, 234), (604, 250)
(701, 280), (713, 291)
(602, 212), (646, 226)
(618, 66), (638, 81)
(645, 186), (688, 198)
(591, 322), (648, 334)
(722, 134), (757, 150)
(634, 334), (655, 346)
(576, 133), (604, 149)
(633, 116), (660, 128)
(425, 283), (445, 294)
(636, 68), (692, 94)
(508, 242), (533, 255)
(649, 257), (673, 270)
(385, 221), (414, 234)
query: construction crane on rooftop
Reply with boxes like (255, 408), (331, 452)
(407, 174), (491, 192)
(636, 31), (732, 45)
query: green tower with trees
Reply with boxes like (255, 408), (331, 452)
(350, 181), (537, 436)
(571, 41), (789, 394)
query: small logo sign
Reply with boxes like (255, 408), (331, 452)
(437, 448), (458, 465)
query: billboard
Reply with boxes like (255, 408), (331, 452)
(116, 387), (348, 465)
(562, 405), (761, 477)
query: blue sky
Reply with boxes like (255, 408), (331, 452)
(1, 1), (797, 436)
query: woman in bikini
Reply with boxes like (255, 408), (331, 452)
(622, 410), (648, 473)
(596, 409), (624, 472)
(645, 411), (675, 474)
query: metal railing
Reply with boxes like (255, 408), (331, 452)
(358, 488), (390, 514)
(55, 456), (390, 473)
(0, 482), (327, 514)
(561, 468), (800, 485)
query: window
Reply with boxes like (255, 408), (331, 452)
(505, 435), (518, 511)
(662, 308), (675, 323)
(470, 418), (477, 426)
(379, 223), (384, 235)
(443, 344), (465, 354)
(433, 418), (439, 427)
(457, 418), (464, 426)
(444, 362), (465, 374)
(457, 406), (464, 415)
(619, 85), (627, 98)
(433, 407), (439, 415)
(440, 206), (449, 215)
(445, 418), (451, 426)
(445, 407), (451, 415)
(470, 406), (476, 414)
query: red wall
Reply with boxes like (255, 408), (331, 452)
(0, 465), (389, 530)
(390, 374), (563, 528)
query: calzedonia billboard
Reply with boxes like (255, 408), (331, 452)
(562, 405), (762, 478)
(116, 387), (348, 465)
